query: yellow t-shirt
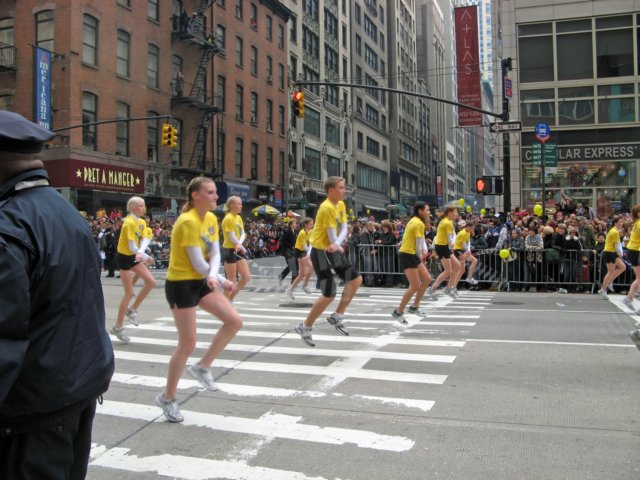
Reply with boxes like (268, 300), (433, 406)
(117, 215), (146, 255)
(295, 228), (310, 251)
(309, 199), (339, 250)
(454, 229), (471, 251)
(167, 210), (219, 281)
(143, 226), (153, 241)
(434, 217), (454, 246)
(399, 216), (425, 255)
(626, 219), (640, 251)
(336, 200), (348, 230)
(221, 212), (244, 249)
(604, 227), (620, 253)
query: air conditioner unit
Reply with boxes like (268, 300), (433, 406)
(266, 76), (273, 84)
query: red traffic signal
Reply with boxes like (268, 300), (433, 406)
(291, 91), (304, 118)
(476, 177), (491, 194)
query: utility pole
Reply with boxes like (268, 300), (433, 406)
(501, 58), (512, 213)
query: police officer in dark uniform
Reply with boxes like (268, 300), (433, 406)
(277, 218), (299, 286)
(0, 111), (114, 479)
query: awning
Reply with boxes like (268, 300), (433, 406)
(363, 205), (387, 213)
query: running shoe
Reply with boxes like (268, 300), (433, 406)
(295, 322), (315, 347)
(608, 284), (615, 293)
(327, 313), (349, 336)
(285, 287), (295, 301)
(598, 289), (609, 300)
(110, 325), (131, 344)
(392, 309), (408, 324)
(452, 288), (459, 297)
(277, 276), (284, 287)
(303, 287), (312, 294)
(426, 286), (438, 301)
(125, 307), (139, 326)
(629, 330), (640, 351)
(154, 393), (184, 422)
(408, 305), (428, 317)
(466, 277), (479, 285)
(622, 296), (633, 309)
(443, 287), (456, 299)
(187, 364), (218, 391)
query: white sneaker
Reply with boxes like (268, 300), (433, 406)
(125, 307), (138, 326)
(443, 287), (456, 299)
(186, 364), (218, 391)
(622, 296), (634, 309)
(285, 287), (295, 300)
(110, 325), (131, 344)
(452, 288), (459, 297)
(154, 393), (183, 422)
(303, 286), (312, 294)
(607, 284), (614, 292)
(426, 286), (438, 300)
(598, 289), (609, 300)
(466, 277), (478, 285)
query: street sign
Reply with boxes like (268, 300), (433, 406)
(489, 121), (522, 133)
(535, 122), (550, 143)
(532, 143), (557, 167)
(505, 78), (512, 98)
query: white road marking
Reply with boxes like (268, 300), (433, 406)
(466, 338), (636, 348)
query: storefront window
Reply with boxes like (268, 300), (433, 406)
(522, 160), (636, 190)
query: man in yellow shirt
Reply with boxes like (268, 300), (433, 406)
(295, 177), (362, 346)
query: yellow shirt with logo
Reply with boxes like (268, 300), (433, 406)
(295, 228), (310, 251)
(222, 212), (244, 249)
(454, 229), (470, 251)
(117, 215), (146, 255)
(399, 217), (425, 255)
(627, 219), (640, 251)
(309, 199), (339, 250)
(604, 227), (620, 253)
(336, 200), (348, 228)
(167, 209), (219, 281)
(434, 217), (454, 246)
(143, 226), (153, 241)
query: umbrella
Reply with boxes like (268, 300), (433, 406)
(252, 204), (280, 215)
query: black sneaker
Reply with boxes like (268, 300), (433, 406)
(392, 309), (408, 324)
(327, 313), (349, 335)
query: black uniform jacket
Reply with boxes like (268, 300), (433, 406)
(0, 169), (114, 426)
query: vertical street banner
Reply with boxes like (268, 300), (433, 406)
(454, 6), (482, 127)
(34, 47), (52, 129)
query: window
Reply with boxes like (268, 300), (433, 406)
(216, 129), (225, 174)
(278, 105), (285, 135)
(558, 86), (594, 125)
(325, 10), (338, 38)
(118, 0), (131, 6)
(217, 24), (226, 49)
(355, 4), (361, 24)
(303, 108), (320, 138)
(278, 63), (285, 90)
(325, 85), (338, 107)
(598, 84), (635, 123)
(303, 0), (319, 21)
(355, 35), (362, 55)
(266, 148), (273, 183)
(82, 92), (97, 150)
(327, 155), (340, 177)
(236, 0), (243, 19)
(250, 45), (258, 75)
(303, 27), (319, 57)
(365, 104), (379, 126)
(172, 55), (183, 95)
(0, 18), (14, 46)
(325, 117), (340, 146)
(250, 3), (257, 29)
(325, 45), (338, 74)
(217, 75), (226, 110)
(357, 131), (363, 149)
(304, 147), (321, 180)
(357, 163), (387, 191)
(83, 15), (98, 66)
(278, 24), (284, 49)
(364, 15), (377, 41)
(342, 24), (347, 48)
(364, 45), (378, 70)
(235, 138), (244, 177)
(266, 15), (273, 40)
(116, 102), (129, 156)
(518, 23), (553, 83)
(251, 142), (258, 179)
(117, 30), (130, 77)
(35, 10), (54, 52)
(366, 137), (380, 157)
(520, 89), (555, 127)
(235, 36), (243, 66)
(596, 16), (634, 78)
(290, 17), (296, 44)
(147, 112), (158, 162)
(148, 0), (159, 21)
(266, 99), (273, 131)
(147, 44), (159, 88)
(556, 19), (592, 80)
(266, 55), (273, 79)
(250, 92), (258, 123)
(279, 151), (285, 185)
(235, 84), (244, 119)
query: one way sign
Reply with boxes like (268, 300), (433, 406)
(489, 121), (522, 133)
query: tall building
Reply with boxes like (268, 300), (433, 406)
(0, 0), (291, 214)
(387, 0), (421, 208)
(493, 0), (640, 215)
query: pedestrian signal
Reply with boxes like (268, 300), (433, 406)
(494, 177), (504, 194)
(476, 176), (492, 194)
(291, 91), (304, 118)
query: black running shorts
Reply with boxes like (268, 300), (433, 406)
(453, 249), (465, 258)
(222, 247), (244, 264)
(310, 248), (360, 298)
(398, 252), (420, 271)
(602, 251), (618, 265)
(116, 253), (139, 271)
(165, 279), (213, 309)
(435, 244), (451, 259)
(294, 248), (308, 259)
(626, 249), (640, 267)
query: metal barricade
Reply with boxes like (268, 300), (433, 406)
(345, 244), (405, 287)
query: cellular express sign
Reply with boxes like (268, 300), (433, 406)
(523, 144), (639, 162)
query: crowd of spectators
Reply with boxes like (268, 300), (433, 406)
(82, 196), (635, 294)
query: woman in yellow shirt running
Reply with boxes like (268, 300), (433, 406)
(427, 205), (461, 298)
(155, 177), (241, 423)
(221, 196), (251, 301)
(286, 217), (314, 298)
(599, 215), (625, 300)
(621, 206), (640, 309)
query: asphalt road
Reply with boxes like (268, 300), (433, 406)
(88, 256), (640, 480)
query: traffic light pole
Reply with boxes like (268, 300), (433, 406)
(50, 114), (172, 133)
(541, 142), (546, 210)
(501, 58), (512, 213)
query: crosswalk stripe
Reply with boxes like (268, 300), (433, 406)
(97, 400), (415, 451)
(176, 314), (477, 326)
(124, 324), (466, 347)
(112, 350), (448, 384)
(110, 335), (457, 363)
(90, 446), (342, 480)
(109, 373), (436, 412)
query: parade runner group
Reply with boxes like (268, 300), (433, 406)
(109, 176), (640, 423)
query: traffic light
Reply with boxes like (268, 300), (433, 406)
(170, 125), (179, 148)
(476, 176), (492, 194)
(161, 123), (172, 146)
(291, 91), (304, 118)
(494, 177), (504, 194)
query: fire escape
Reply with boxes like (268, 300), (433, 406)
(171, 0), (222, 173)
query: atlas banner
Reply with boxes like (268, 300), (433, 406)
(454, 6), (482, 127)
(45, 159), (145, 194)
(34, 47), (52, 129)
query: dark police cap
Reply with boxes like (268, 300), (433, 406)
(0, 110), (55, 153)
